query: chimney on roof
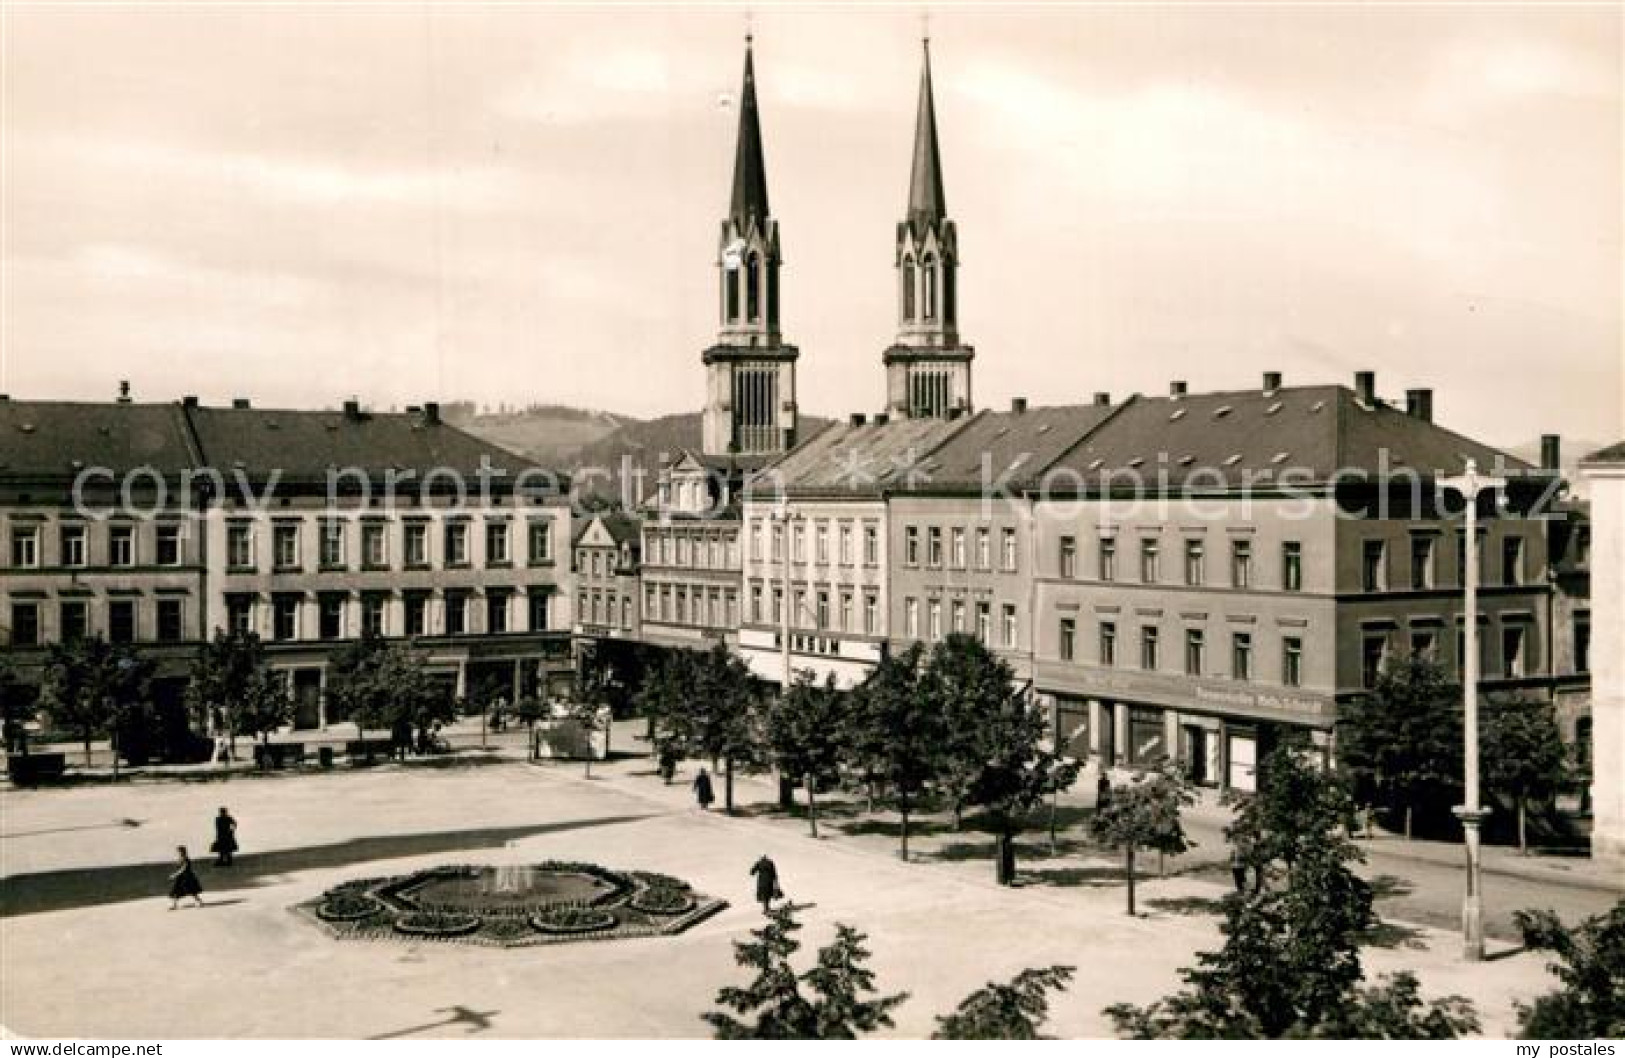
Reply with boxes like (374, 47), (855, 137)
(1169, 381), (1187, 399)
(423, 402), (441, 425)
(182, 395), (199, 408)
(343, 399), (362, 420)
(849, 412), (867, 427)
(1263, 371), (1282, 393)
(1405, 389), (1433, 422)
(117, 381), (131, 404)
(1011, 397), (1028, 414)
(873, 412), (890, 426)
(1093, 392), (1111, 406)
(232, 398), (251, 410)
(1354, 370), (1376, 406)
(1541, 434), (1561, 471)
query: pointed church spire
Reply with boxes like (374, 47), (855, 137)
(907, 38), (945, 224)
(729, 37), (770, 225)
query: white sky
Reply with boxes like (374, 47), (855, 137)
(2, 3), (1620, 448)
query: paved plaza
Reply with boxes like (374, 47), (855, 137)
(0, 742), (1609, 1039)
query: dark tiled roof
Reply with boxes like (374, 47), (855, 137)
(1581, 441), (1625, 465)
(749, 416), (971, 498)
(1042, 385), (1532, 490)
(0, 400), (197, 479)
(902, 404), (1120, 492)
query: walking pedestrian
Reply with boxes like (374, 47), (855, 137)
(749, 854), (782, 913)
(168, 846), (204, 910)
(692, 766), (715, 810)
(658, 745), (679, 785)
(211, 806), (238, 867)
(1095, 770), (1113, 812)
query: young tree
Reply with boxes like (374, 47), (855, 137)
(1337, 654), (1462, 838)
(1514, 902), (1625, 1039)
(1482, 695), (1570, 854)
(38, 637), (151, 767)
(1088, 759), (1194, 915)
(932, 965), (1076, 1039)
(185, 630), (289, 758)
(850, 642), (942, 860)
(702, 903), (908, 1039)
(326, 634), (452, 759)
(765, 671), (848, 837)
(1108, 748), (1477, 1039)
(683, 643), (765, 814)
(924, 636), (1080, 883)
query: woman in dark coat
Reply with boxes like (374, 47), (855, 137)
(692, 767), (715, 810)
(168, 846), (204, 909)
(212, 806), (238, 867)
(749, 854), (781, 912)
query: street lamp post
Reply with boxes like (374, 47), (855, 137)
(1442, 458), (1505, 962)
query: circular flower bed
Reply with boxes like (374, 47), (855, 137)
(628, 887), (696, 915)
(316, 892), (384, 922)
(531, 907), (618, 935)
(394, 911), (481, 938)
(629, 871), (691, 892)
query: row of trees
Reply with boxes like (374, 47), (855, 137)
(1339, 655), (1576, 852)
(636, 635), (1078, 882)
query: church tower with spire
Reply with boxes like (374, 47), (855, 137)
(884, 39), (973, 420)
(701, 37), (800, 458)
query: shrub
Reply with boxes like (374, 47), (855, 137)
(630, 887), (696, 915)
(532, 907), (617, 934)
(394, 911), (481, 937)
(316, 892), (383, 922)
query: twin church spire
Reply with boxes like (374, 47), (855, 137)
(701, 36), (971, 459)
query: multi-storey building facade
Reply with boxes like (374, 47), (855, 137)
(1578, 441), (1623, 866)
(639, 454), (744, 650)
(738, 415), (966, 688)
(573, 512), (642, 642)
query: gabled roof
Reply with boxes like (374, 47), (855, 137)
(0, 400), (198, 480)
(1581, 440), (1625, 466)
(1041, 385), (1532, 490)
(901, 403), (1121, 492)
(748, 416), (971, 498)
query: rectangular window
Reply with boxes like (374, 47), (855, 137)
(1362, 540), (1387, 592)
(1362, 634), (1388, 688)
(864, 593), (879, 635)
(839, 523), (853, 565)
(405, 594), (428, 637)
(527, 520), (552, 565)
(1282, 541), (1302, 592)
(60, 601), (88, 642)
(486, 522), (510, 567)
(1059, 535), (1077, 579)
(445, 523), (469, 567)
(1411, 536), (1435, 590)
(319, 595), (344, 639)
(1002, 604), (1017, 648)
(950, 528), (966, 569)
(362, 523), (387, 569)
(1001, 528), (1018, 571)
(816, 591), (830, 631)
(927, 527), (943, 568)
(1502, 537), (1524, 586)
(227, 596), (253, 636)
(815, 522), (829, 564)
(320, 520), (345, 569)
(1185, 628), (1205, 676)
(405, 523), (429, 568)
(1059, 617), (1076, 661)
(1140, 539), (1160, 583)
(273, 524), (299, 571)
(445, 594), (467, 636)
(1231, 632), (1253, 681)
(10, 525), (39, 568)
(109, 600), (136, 644)
(1231, 539), (1253, 589)
(951, 600), (966, 635)
(841, 591), (854, 632)
(976, 602), (991, 643)
(1099, 537), (1116, 581)
(792, 590), (805, 629)
(750, 585), (763, 624)
(155, 525), (182, 566)
(1502, 625), (1525, 677)
(928, 600), (942, 640)
(864, 524), (880, 566)
(1184, 539), (1204, 586)
(771, 587), (783, 626)
(156, 599), (183, 643)
(273, 596), (299, 641)
(362, 595), (386, 637)
(905, 597), (919, 638)
(771, 523), (784, 562)
(904, 526), (920, 566)
(1140, 626), (1160, 670)
(110, 524), (134, 567)
(60, 524), (87, 567)
(792, 524), (805, 563)
(976, 528), (991, 570)
(1576, 616), (1591, 674)
(1411, 629), (1438, 659)
(487, 593), (509, 634)
(1283, 636), (1303, 687)
(11, 603), (40, 646)
(1099, 622), (1117, 666)
(750, 521), (763, 562)
(227, 524), (253, 570)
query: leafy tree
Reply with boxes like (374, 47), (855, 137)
(0, 654), (37, 755)
(765, 670), (848, 837)
(1088, 759), (1194, 914)
(326, 633), (453, 758)
(1514, 901), (1625, 1039)
(1337, 654), (1462, 838)
(184, 630), (291, 757)
(38, 637), (151, 767)
(1482, 695), (1570, 855)
(849, 642), (942, 860)
(924, 635), (1080, 883)
(703, 902), (908, 1039)
(680, 644), (765, 814)
(932, 965), (1076, 1039)
(1108, 748), (1476, 1039)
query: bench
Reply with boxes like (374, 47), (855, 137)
(7, 752), (68, 786)
(252, 743), (306, 770)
